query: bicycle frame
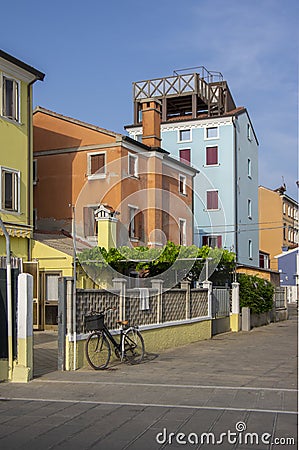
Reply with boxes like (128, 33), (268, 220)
(100, 322), (125, 359)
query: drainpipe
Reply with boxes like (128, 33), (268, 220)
(233, 118), (239, 263)
(71, 205), (77, 370)
(0, 217), (13, 379)
(27, 79), (36, 261)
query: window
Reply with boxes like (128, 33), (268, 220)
(248, 199), (252, 219)
(259, 252), (269, 269)
(247, 124), (252, 141)
(0, 167), (20, 212)
(207, 190), (218, 210)
(179, 149), (191, 165)
(83, 206), (98, 238)
(283, 222), (286, 240)
(288, 206), (291, 217)
(206, 126), (218, 139)
(179, 219), (186, 245)
(247, 159), (252, 178)
(283, 203), (286, 215)
(179, 174), (186, 195)
(2, 75), (20, 122)
(33, 159), (37, 185)
(248, 240), (253, 259)
(88, 152), (105, 178)
(202, 235), (222, 248)
(135, 134), (143, 143)
(45, 274), (60, 302)
(206, 146), (218, 165)
(128, 153), (138, 177)
(33, 209), (37, 230)
(178, 129), (191, 142)
(129, 206), (141, 240)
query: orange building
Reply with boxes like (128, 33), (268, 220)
(33, 101), (198, 249)
(259, 185), (298, 270)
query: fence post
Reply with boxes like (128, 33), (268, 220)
(203, 280), (212, 318)
(113, 278), (127, 321)
(241, 307), (251, 331)
(181, 280), (191, 320)
(230, 282), (240, 332)
(151, 279), (163, 323)
(12, 273), (33, 382)
(58, 277), (67, 371)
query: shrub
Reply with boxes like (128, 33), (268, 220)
(238, 273), (274, 314)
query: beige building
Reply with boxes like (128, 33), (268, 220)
(259, 185), (298, 270)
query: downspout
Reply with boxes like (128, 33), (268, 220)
(27, 78), (37, 261)
(233, 118), (239, 263)
(72, 205), (77, 370)
(0, 218), (12, 379)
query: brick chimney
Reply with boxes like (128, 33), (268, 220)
(141, 99), (162, 148)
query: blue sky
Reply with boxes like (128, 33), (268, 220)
(2, 0), (298, 199)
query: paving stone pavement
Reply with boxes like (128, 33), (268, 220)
(0, 305), (297, 449)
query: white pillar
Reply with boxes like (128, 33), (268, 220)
(203, 280), (212, 318)
(12, 273), (33, 382)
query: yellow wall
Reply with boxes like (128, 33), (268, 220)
(31, 240), (73, 275)
(65, 320), (212, 370)
(259, 187), (282, 270)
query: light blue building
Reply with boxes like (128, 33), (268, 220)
(126, 68), (259, 267)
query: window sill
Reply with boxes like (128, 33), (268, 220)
(179, 191), (187, 197)
(177, 140), (192, 144)
(0, 208), (21, 215)
(127, 174), (139, 180)
(87, 173), (106, 181)
(0, 115), (22, 126)
(204, 208), (221, 212)
(203, 164), (220, 168)
(130, 237), (139, 243)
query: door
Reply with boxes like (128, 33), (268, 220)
(23, 262), (40, 330)
(43, 272), (61, 330)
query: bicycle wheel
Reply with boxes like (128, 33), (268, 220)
(85, 332), (111, 370)
(123, 328), (145, 364)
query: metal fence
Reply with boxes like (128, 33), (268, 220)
(212, 287), (231, 318)
(274, 287), (287, 309)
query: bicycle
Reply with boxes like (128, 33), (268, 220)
(84, 308), (145, 370)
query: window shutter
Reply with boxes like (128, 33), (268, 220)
(179, 149), (191, 165)
(206, 146), (218, 165)
(207, 191), (218, 210)
(83, 207), (95, 237)
(136, 211), (144, 241)
(90, 154), (105, 175)
(217, 235), (222, 248)
(202, 236), (208, 246)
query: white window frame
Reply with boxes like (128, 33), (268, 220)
(128, 204), (139, 240)
(248, 199), (252, 219)
(247, 123), (252, 141)
(205, 126), (219, 140)
(128, 153), (138, 177)
(179, 218), (187, 246)
(247, 158), (252, 178)
(178, 174), (187, 195)
(178, 129), (192, 143)
(248, 239), (253, 260)
(0, 166), (20, 213)
(1, 73), (21, 123)
(87, 151), (106, 179)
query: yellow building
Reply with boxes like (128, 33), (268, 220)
(259, 185), (298, 271)
(0, 50), (44, 262)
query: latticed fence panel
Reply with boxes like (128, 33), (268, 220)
(190, 289), (209, 318)
(76, 289), (119, 333)
(125, 289), (158, 326)
(162, 289), (186, 322)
